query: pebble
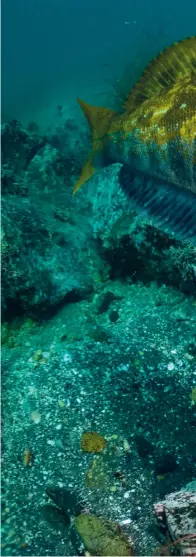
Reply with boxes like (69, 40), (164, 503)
(123, 439), (131, 451)
(63, 353), (72, 363)
(42, 351), (50, 359)
(31, 411), (41, 424)
(167, 362), (175, 371)
(124, 491), (130, 499)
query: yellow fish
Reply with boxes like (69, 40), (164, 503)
(74, 37), (196, 243)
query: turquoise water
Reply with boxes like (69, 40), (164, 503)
(2, 0), (196, 126)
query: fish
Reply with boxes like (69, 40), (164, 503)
(73, 37), (196, 243)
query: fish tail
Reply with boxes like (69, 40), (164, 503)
(73, 99), (116, 194)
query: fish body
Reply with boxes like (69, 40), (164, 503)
(103, 75), (196, 193)
(74, 37), (196, 242)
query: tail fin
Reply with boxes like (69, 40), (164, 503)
(73, 99), (116, 194)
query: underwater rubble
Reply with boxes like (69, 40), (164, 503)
(1, 114), (196, 556)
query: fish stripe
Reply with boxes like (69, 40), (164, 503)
(119, 165), (196, 243)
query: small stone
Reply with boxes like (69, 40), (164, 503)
(123, 440), (131, 452)
(31, 411), (41, 424)
(185, 353), (194, 360)
(167, 362), (175, 371)
(42, 351), (50, 359)
(33, 350), (42, 361)
(124, 491), (130, 499)
(63, 353), (72, 363)
(58, 400), (65, 407)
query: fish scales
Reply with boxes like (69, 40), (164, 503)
(103, 73), (196, 192)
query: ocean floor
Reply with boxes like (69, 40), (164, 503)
(1, 87), (196, 556)
(2, 279), (196, 556)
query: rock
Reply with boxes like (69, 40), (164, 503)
(74, 513), (133, 556)
(1, 118), (103, 318)
(134, 435), (155, 459)
(96, 291), (122, 314)
(155, 453), (177, 475)
(81, 432), (106, 453)
(41, 503), (70, 531)
(46, 486), (84, 516)
(109, 309), (119, 322)
(1, 188), (97, 318)
(1, 120), (47, 180)
(153, 490), (196, 556)
(88, 167), (196, 296)
(85, 458), (110, 489)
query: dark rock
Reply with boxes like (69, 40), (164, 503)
(88, 326), (109, 343)
(46, 486), (85, 516)
(155, 453), (177, 475)
(96, 291), (121, 314)
(41, 503), (70, 531)
(135, 435), (155, 459)
(109, 309), (119, 322)
(187, 341), (196, 356)
(1, 120), (47, 180)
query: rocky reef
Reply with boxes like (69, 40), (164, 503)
(1, 112), (196, 557)
(2, 116), (196, 321)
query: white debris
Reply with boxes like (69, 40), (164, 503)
(31, 411), (41, 424)
(63, 352), (72, 363)
(168, 362), (175, 371)
(124, 491), (130, 499)
(120, 518), (132, 525)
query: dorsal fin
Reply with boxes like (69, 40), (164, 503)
(124, 36), (196, 113)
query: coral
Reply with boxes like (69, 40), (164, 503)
(74, 513), (133, 556)
(81, 432), (106, 453)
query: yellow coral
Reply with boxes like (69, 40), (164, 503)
(81, 431), (106, 453)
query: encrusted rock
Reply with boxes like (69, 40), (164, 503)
(74, 513), (133, 556)
(154, 490), (196, 556)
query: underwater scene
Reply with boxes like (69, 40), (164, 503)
(1, 0), (196, 555)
